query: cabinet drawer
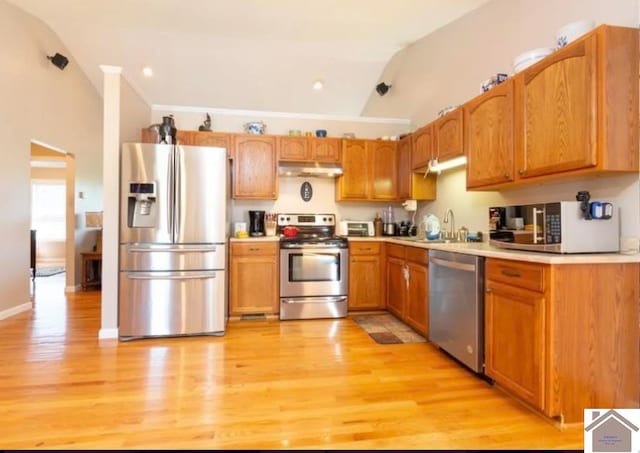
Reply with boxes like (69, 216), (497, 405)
(350, 241), (381, 255)
(486, 258), (546, 293)
(405, 246), (428, 265)
(231, 242), (278, 257)
(386, 243), (406, 259)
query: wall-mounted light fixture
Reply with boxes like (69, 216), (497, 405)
(47, 52), (69, 70)
(376, 82), (391, 96)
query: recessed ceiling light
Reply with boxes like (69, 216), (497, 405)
(142, 67), (153, 77)
(312, 80), (323, 90)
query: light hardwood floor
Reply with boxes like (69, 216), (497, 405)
(1, 274), (583, 449)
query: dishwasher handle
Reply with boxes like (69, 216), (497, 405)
(430, 256), (476, 273)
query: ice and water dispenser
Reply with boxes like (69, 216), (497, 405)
(127, 182), (157, 228)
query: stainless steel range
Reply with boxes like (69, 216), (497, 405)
(278, 213), (349, 320)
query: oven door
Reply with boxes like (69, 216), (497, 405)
(280, 247), (348, 298)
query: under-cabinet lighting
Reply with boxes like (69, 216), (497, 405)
(312, 79), (323, 90)
(142, 67), (153, 77)
(426, 156), (467, 176)
(437, 155), (467, 171)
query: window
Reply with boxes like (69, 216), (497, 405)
(31, 181), (65, 241)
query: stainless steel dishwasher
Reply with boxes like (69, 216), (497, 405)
(428, 250), (485, 373)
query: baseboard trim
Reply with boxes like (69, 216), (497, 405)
(65, 285), (81, 293)
(0, 301), (32, 320)
(99, 328), (119, 340)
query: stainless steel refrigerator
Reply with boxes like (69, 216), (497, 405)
(119, 143), (229, 340)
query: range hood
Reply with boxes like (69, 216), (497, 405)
(278, 161), (343, 178)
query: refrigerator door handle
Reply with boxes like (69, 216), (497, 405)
(127, 245), (219, 253)
(126, 271), (217, 280)
(167, 147), (175, 239)
(174, 146), (181, 241)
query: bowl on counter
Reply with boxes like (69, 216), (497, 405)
(315, 129), (327, 137)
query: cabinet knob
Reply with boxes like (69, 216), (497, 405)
(518, 169), (525, 176)
(486, 288), (492, 293)
(504, 174), (510, 180)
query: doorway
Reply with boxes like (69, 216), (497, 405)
(30, 142), (76, 295)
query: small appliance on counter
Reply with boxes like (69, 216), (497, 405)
(382, 205), (396, 236)
(248, 210), (265, 237)
(338, 220), (374, 237)
(488, 200), (620, 253)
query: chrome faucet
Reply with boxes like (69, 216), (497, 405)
(443, 208), (455, 239)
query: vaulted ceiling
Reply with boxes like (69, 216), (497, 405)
(11, 0), (490, 117)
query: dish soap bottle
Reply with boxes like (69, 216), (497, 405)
(374, 213), (383, 237)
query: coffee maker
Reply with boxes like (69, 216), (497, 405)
(249, 210), (265, 236)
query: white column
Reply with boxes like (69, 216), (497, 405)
(99, 65), (121, 339)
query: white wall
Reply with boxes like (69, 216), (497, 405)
(0, 0), (102, 319)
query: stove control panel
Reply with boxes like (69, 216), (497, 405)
(277, 213), (335, 227)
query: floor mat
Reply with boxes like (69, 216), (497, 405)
(351, 313), (426, 345)
(35, 267), (65, 277)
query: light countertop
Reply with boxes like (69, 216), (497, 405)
(228, 235), (640, 263)
(349, 236), (640, 264)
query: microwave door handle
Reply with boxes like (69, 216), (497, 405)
(532, 208), (544, 244)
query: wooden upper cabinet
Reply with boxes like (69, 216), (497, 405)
(465, 78), (515, 189)
(310, 137), (341, 162)
(411, 124), (435, 169)
(434, 107), (464, 161)
(191, 131), (231, 149)
(279, 137), (341, 163)
(515, 25), (638, 180)
(397, 134), (412, 200)
(278, 136), (310, 161)
(232, 135), (278, 199)
(516, 35), (596, 178)
(337, 139), (369, 200)
(369, 140), (398, 200)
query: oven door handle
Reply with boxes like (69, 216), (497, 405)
(281, 296), (348, 304)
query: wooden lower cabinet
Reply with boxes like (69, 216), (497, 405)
(229, 241), (279, 315)
(485, 278), (546, 410)
(485, 258), (640, 423)
(385, 244), (429, 337)
(348, 241), (385, 310)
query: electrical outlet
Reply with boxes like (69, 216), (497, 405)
(619, 236), (640, 254)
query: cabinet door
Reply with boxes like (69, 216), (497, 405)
(232, 135), (278, 199)
(405, 261), (428, 337)
(515, 35), (597, 178)
(434, 108), (464, 162)
(349, 254), (384, 310)
(465, 79), (515, 188)
(192, 131), (230, 149)
(229, 242), (279, 315)
(311, 138), (341, 162)
(279, 136), (310, 161)
(337, 139), (369, 200)
(485, 280), (546, 410)
(386, 255), (406, 320)
(369, 140), (398, 200)
(396, 134), (412, 200)
(411, 124), (434, 169)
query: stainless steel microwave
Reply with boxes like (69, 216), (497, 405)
(488, 201), (619, 254)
